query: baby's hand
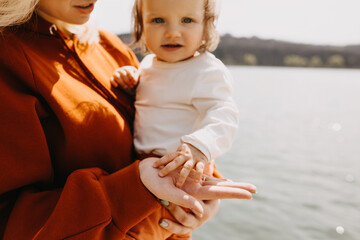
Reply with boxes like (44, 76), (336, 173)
(110, 66), (139, 90)
(153, 143), (208, 188)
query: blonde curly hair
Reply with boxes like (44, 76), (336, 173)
(132, 0), (220, 52)
(0, 0), (98, 43)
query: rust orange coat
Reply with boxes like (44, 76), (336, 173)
(0, 15), (180, 239)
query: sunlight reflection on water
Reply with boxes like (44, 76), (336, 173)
(193, 66), (360, 240)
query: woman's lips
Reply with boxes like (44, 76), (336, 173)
(74, 3), (95, 14)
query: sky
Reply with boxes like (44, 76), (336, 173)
(92, 0), (360, 46)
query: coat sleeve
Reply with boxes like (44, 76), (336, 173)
(0, 37), (160, 240)
(181, 67), (239, 161)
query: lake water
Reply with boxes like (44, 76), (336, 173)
(193, 66), (360, 240)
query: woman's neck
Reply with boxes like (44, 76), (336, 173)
(36, 10), (77, 38)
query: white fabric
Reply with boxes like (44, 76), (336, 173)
(134, 51), (239, 160)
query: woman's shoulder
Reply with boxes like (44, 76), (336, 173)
(0, 29), (28, 62)
(0, 28), (20, 46)
(0, 29), (38, 92)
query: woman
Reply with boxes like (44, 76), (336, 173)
(0, 0), (256, 239)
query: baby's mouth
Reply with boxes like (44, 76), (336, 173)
(162, 44), (183, 48)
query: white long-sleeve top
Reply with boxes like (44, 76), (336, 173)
(134, 51), (239, 161)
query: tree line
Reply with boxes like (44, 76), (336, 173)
(119, 33), (360, 69)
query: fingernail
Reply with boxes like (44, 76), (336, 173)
(158, 172), (164, 177)
(192, 206), (203, 217)
(110, 80), (117, 87)
(159, 220), (168, 228)
(194, 179), (200, 183)
(160, 200), (170, 206)
(193, 210), (203, 218)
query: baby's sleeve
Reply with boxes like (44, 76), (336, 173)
(181, 67), (239, 161)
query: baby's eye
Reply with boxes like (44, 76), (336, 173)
(152, 18), (164, 23)
(182, 18), (193, 23)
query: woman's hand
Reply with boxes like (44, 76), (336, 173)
(139, 157), (204, 216)
(179, 171), (256, 201)
(158, 200), (220, 235)
(139, 157), (256, 217)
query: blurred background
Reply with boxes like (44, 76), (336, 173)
(92, 1), (360, 239)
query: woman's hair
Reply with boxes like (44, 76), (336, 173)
(0, 0), (39, 30)
(0, 0), (98, 43)
(131, 0), (220, 52)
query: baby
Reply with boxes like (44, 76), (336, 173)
(111, 0), (239, 188)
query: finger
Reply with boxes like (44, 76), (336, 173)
(124, 66), (138, 75)
(203, 199), (220, 210)
(165, 188), (203, 217)
(123, 68), (139, 87)
(202, 199), (220, 221)
(194, 161), (205, 183)
(153, 152), (178, 168)
(165, 202), (198, 227)
(159, 219), (192, 236)
(202, 180), (257, 193)
(122, 69), (135, 87)
(114, 71), (121, 79)
(139, 158), (202, 216)
(110, 76), (118, 87)
(113, 72), (129, 89)
(158, 155), (187, 177)
(117, 70), (131, 89)
(114, 69), (133, 89)
(195, 185), (253, 200)
(176, 160), (195, 187)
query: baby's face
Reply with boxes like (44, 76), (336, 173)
(142, 0), (205, 63)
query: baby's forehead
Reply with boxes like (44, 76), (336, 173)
(142, 0), (205, 16)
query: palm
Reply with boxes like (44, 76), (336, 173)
(139, 157), (256, 206)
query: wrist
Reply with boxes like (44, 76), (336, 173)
(180, 138), (210, 162)
(182, 142), (208, 162)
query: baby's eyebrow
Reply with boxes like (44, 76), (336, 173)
(143, 14), (162, 22)
(144, 12), (163, 17)
(183, 12), (203, 19)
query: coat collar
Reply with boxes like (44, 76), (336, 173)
(18, 14), (57, 37)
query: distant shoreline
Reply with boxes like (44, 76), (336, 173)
(118, 33), (360, 69)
